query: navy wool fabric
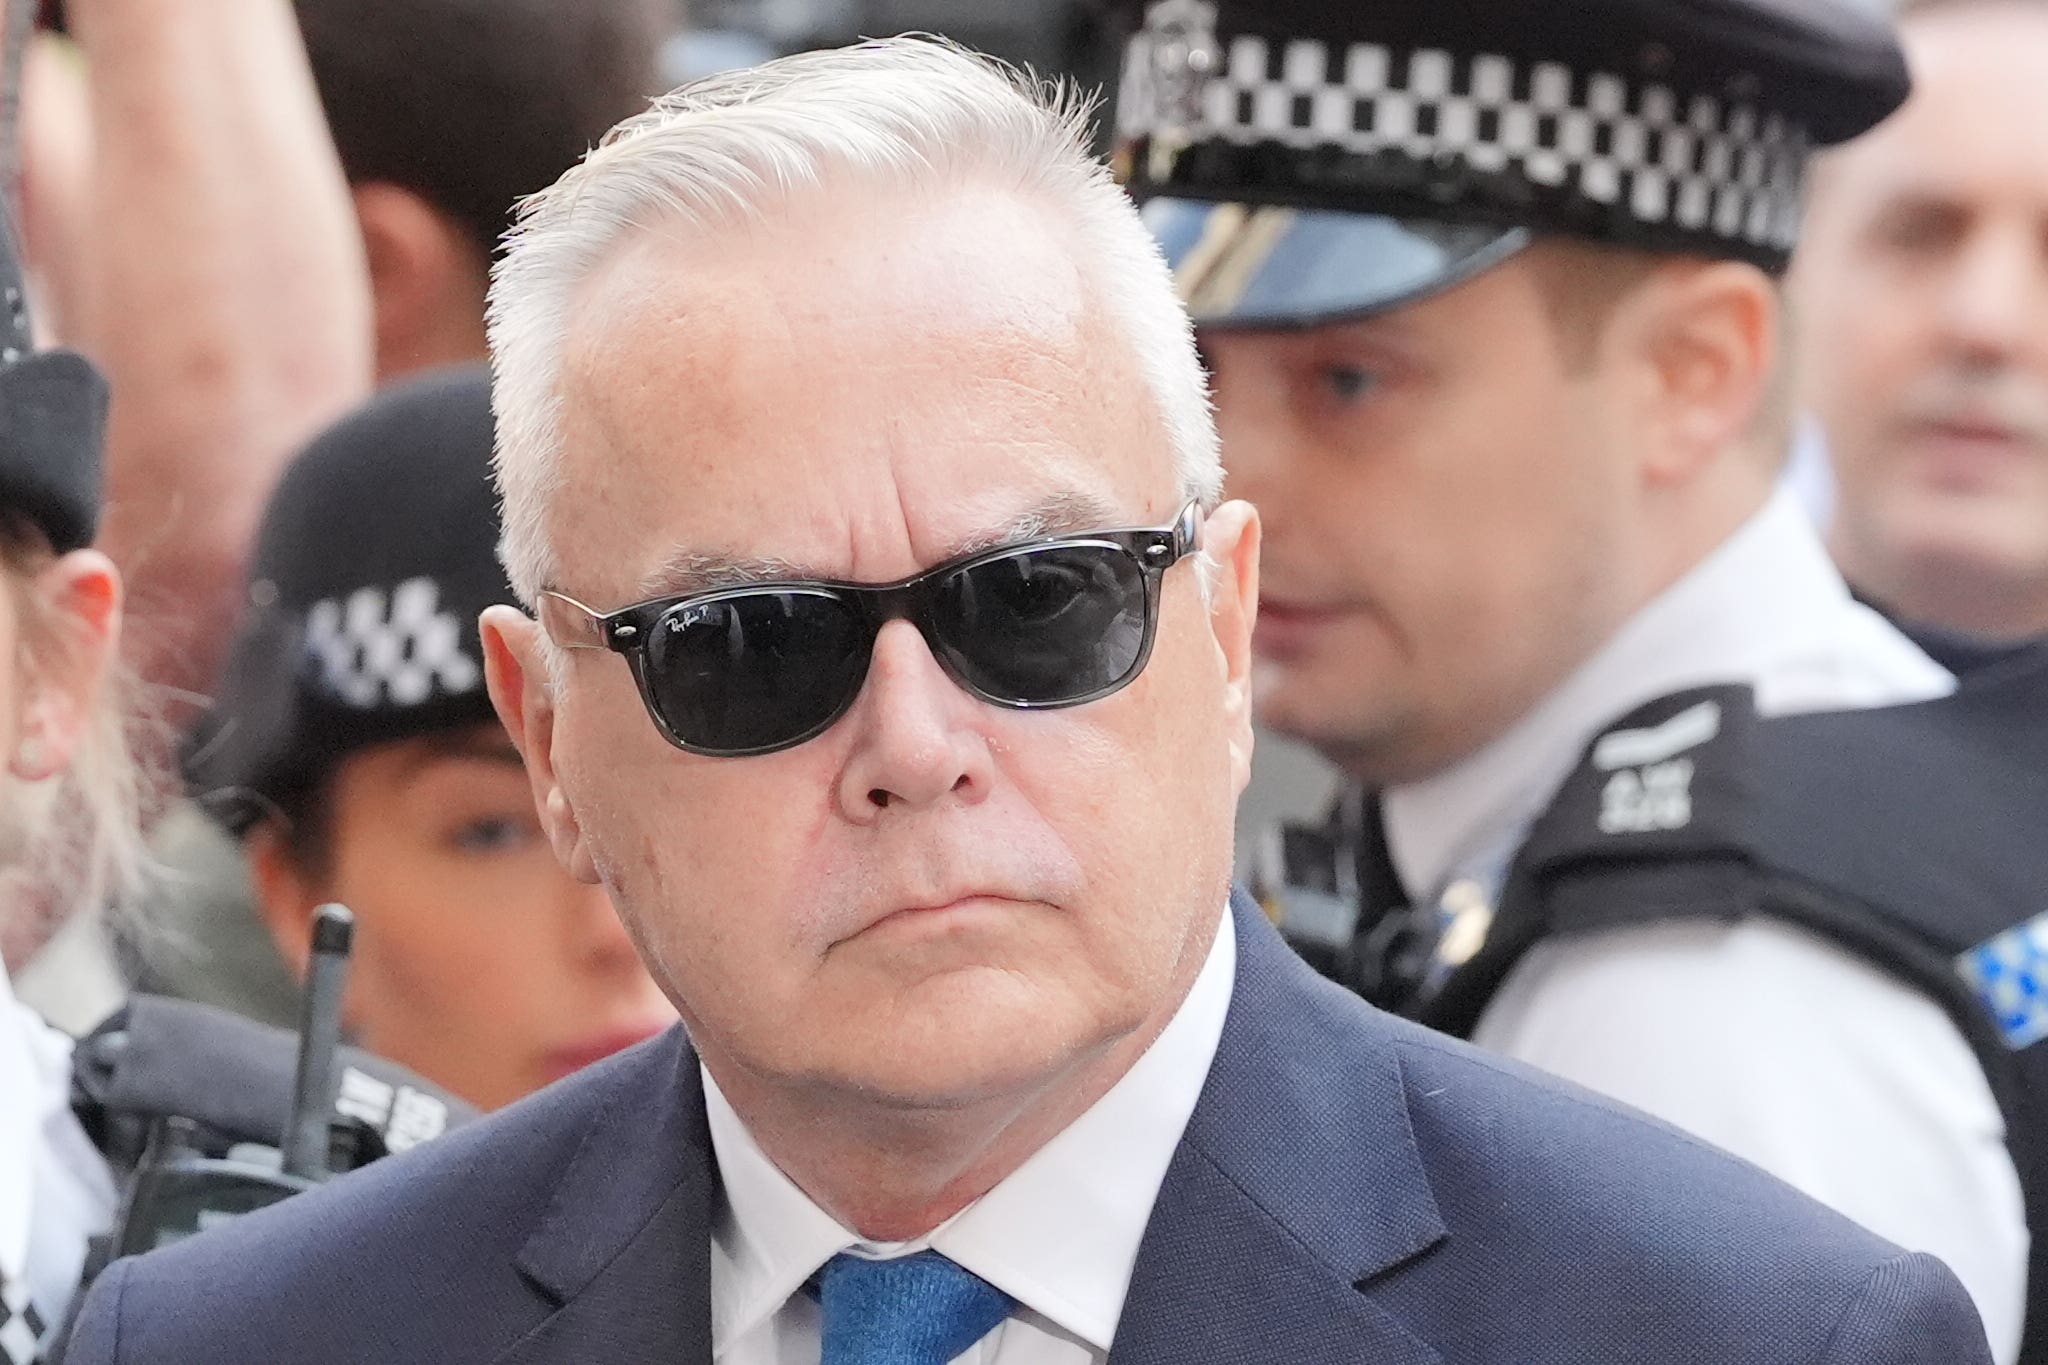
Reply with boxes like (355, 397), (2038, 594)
(816, 1252), (1013, 1364)
(60, 895), (1989, 1364)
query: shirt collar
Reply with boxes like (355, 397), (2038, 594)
(1381, 488), (1955, 905)
(706, 902), (1236, 1353)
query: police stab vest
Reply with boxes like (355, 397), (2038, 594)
(1406, 646), (2048, 1363)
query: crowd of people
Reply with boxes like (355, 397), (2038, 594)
(3, 0), (2047, 1360)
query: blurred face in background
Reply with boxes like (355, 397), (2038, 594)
(486, 187), (1259, 1130)
(1205, 249), (1661, 785)
(248, 721), (676, 1111)
(1793, 1), (2048, 642)
(0, 538), (121, 970)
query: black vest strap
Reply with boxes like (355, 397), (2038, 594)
(1417, 683), (1769, 1034)
(1411, 649), (2048, 1362)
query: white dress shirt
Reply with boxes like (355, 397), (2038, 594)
(707, 906), (1235, 1365)
(1382, 488), (2028, 1363)
(0, 957), (118, 1359)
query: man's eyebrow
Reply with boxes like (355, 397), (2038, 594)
(631, 491), (1135, 601)
(633, 550), (816, 600)
(947, 491), (1130, 558)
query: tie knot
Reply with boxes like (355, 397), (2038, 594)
(817, 1250), (1015, 1365)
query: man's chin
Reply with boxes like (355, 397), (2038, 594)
(815, 1038), (1089, 1113)
(1895, 514), (2048, 579)
(799, 984), (1122, 1112)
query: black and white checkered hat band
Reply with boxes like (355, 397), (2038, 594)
(1118, 35), (1812, 255)
(1, 1268), (47, 1365)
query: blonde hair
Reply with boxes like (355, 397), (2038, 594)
(0, 521), (159, 955)
(487, 36), (1222, 603)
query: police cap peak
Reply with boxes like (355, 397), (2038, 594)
(1112, 0), (1911, 326)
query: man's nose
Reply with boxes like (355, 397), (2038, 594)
(1937, 222), (2048, 365)
(834, 619), (994, 822)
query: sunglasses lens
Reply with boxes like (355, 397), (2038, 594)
(931, 544), (1150, 705)
(640, 590), (868, 753)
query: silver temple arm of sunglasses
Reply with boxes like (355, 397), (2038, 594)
(536, 591), (610, 651)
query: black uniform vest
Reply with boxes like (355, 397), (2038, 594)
(1402, 646), (2048, 1362)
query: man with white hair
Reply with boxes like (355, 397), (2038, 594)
(62, 38), (1990, 1364)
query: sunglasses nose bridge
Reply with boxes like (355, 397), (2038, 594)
(857, 579), (922, 628)
(855, 576), (992, 707)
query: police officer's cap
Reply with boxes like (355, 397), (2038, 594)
(186, 366), (511, 835)
(0, 209), (106, 552)
(1111, 0), (1911, 328)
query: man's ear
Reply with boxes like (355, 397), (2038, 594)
(1200, 500), (1261, 798)
(481, 605), (601, 885)
(9, 549), (119, 783)
(1615, 260), (1778, 487)
(351, 182), (487, 380)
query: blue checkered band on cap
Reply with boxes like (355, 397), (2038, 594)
(1117, 29), (1811, 256)
(1956, 911), (2048, 1052)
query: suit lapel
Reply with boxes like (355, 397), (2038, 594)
(490, 1032), (717, 1365)
(483, 898), (1451, 1364)
(1111, 896), (1447, 1365)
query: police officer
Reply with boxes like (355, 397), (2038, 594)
(1110, 0), (2032, 1360)
(0, 190), (121, 1364)
(0, 228), (484, 1364)
(180, 368), (675, 1112)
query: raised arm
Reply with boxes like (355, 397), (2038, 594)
(56, 0), (372, 698)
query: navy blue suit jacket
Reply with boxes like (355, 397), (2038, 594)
(64, 895), (1991, 1363)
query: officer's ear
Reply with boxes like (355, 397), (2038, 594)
(1612, 259), (1778, 487)
(8, 549), (119, 783)
(480, 605), (601, 886)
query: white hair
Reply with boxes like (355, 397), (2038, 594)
(487, 35), (1222, 603)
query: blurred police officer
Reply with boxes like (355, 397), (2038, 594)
(186, 368), (675, 1112)
(0, 193), (123, 1365)
(1114, 0), (2029, 1358)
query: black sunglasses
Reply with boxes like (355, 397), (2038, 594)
(538, 502), (1203, 757)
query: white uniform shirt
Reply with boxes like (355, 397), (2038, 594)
(1382, 488), (2028, 1362)
(0, 958), (117, 1363)
(708, 907), (1234, 1365)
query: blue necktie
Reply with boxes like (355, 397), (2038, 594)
(816, 1250), (1015, 1365)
